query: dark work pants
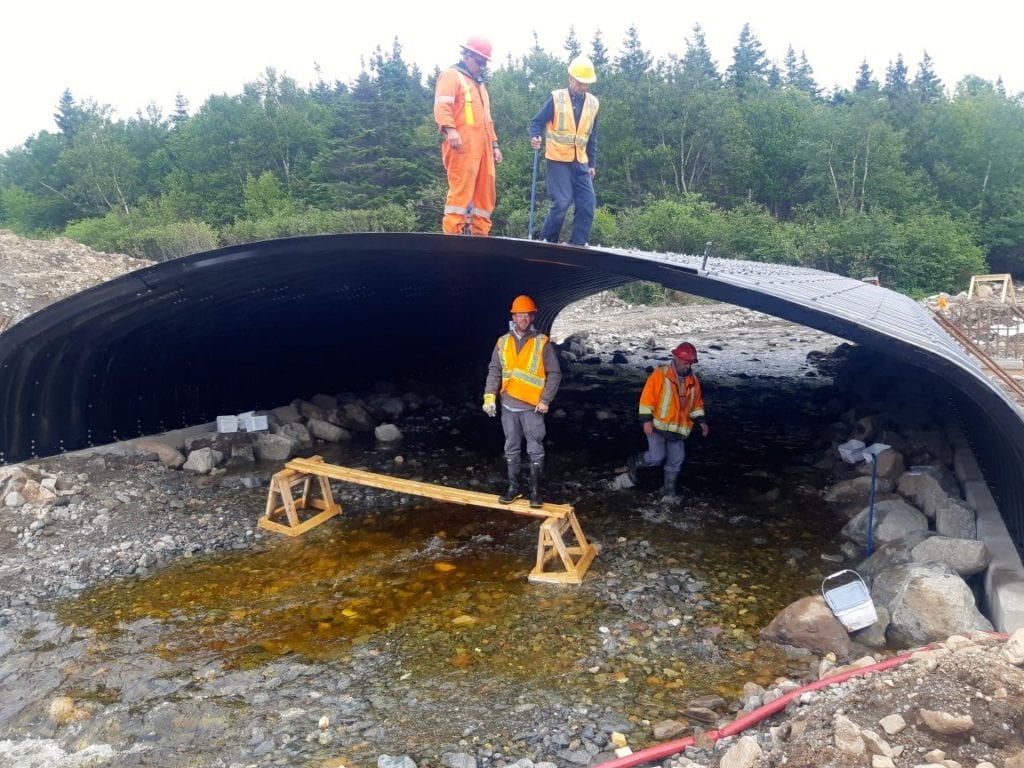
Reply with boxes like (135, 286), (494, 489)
(539, 160), (596, 246)
(501, 408), (546, 462)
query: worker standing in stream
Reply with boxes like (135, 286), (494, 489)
(433, 36), (502, 236)
(482, 295), (562, 508)
(627, 342), (709, 496)
(529, 55), (599, 246)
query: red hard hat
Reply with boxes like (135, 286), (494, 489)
(510, 295), (538, 313)
(672, 342), (698, 363)
(462, 36), (492, 62)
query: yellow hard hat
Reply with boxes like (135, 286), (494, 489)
(568, 56), (597, 84)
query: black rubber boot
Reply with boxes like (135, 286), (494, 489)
(662, 470), (680, 496)
(529, 460), (544, 508)
(626, 453), (644, 485)
(498, 458), (522, 504)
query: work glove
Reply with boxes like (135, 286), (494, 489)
(482, 393), (497, 418)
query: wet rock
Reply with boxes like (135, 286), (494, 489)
(842, 499), (928, 548)
(183, 447), (223, 474)
(270, 403), (303, 424)
(441, 752), (477, 768)
(379, 756), (418, 768)
(760, 595), (853, 658)
(253, 433), (297, 462)
(131, 439), (187, 469)
(375, 424), (402, 443)
(909, 536), (989, 577)
(308, 418), (351, 443)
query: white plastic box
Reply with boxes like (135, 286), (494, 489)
(216, 415), (239, 433)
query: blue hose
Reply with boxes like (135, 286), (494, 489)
(866, 457), (878, 556)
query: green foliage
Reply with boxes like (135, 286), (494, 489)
(63, 213), (137, 254)
(221, 203), (417, 245)
(65, 212), (218, 261)
(612, 281), (665, 305)
(713, 202), (793, 262)
(132, 221), (220, 262)
(793, 210), (986, 294)
(617, 197), (720, 253)
(2, 29), (1023, 289)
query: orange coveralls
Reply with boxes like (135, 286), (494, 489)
(433, 65), (498, 235)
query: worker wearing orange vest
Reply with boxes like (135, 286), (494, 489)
(483, 295), (562, 507)
(627, 342), (709, 496)
(529, 56), (600, 245)
(434, 37), (503, 236)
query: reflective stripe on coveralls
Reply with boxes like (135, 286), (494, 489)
(545, 89), (599, 164)
(499, 334), (548, 406)
(434, 68), (497, 235)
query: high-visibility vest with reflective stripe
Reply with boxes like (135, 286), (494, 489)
(638, 365), (705, 437)
(499, 333), (548, 405)
(545, 89), (599, 164)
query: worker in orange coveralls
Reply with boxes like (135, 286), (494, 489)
(433, 36), (503, 236)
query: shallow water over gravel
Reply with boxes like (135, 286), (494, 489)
(0, 305), (852, 766)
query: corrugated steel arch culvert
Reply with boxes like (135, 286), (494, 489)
(2, 232), (1023, 557)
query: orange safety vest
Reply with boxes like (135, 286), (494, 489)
(498, 333), (548, 406)
(545, 89), (599, 164)
(638, 365), (705, 437)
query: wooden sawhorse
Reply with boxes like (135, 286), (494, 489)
(260, 455), (598, 584)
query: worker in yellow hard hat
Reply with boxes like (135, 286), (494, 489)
(482, 295), (562, 507)
(529, 55), (600, 246)
(433, 36), (503, 236)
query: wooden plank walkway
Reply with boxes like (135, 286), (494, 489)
(259, 456), (598, 584)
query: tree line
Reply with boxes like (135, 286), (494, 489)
(1, 23), (1022, 296)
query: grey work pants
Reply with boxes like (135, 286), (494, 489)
(501, 407), (546, 462)
(638, 431), (685, 472)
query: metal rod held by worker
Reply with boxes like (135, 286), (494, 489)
(528, 149), (540, 240)
(702, 241), (713, 271)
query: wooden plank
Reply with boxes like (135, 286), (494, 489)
(258, 506), (341, 537)
(286, 457), (574, 518)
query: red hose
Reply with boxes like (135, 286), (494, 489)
(597, 634), (1010, 768)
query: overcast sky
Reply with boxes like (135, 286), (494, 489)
(4, 0), (1022, 153)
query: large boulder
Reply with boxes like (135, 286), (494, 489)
(842, 499), (929, 549)
(760, 595), (854, 659)
(910, 536), (990, 578)
(879, 562), (994, 646)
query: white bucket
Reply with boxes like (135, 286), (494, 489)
(822, 570), (877, 632)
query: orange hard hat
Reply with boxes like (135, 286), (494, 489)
(462, 36), (492, 62)
(510, 295), (538, 313)
(672, 342), (698, 363)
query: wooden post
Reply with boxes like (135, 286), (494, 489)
(529, 510), (599, 584)
(260, 457), (341, 536)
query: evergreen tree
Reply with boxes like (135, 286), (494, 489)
(727, 23), (770, 89)
(614, 25), (652, 81)
(884, 55), (910, 97)
(784, 46), (819, 97)
(590, 29), (608, 69)
(563, 26), (582, 59)
(680, 24), (720, 87)
(912, 51), (944, 103)
(854, 60), (877, 92)
(54, 89), (84, 139)
(171, 93), (190, 128)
